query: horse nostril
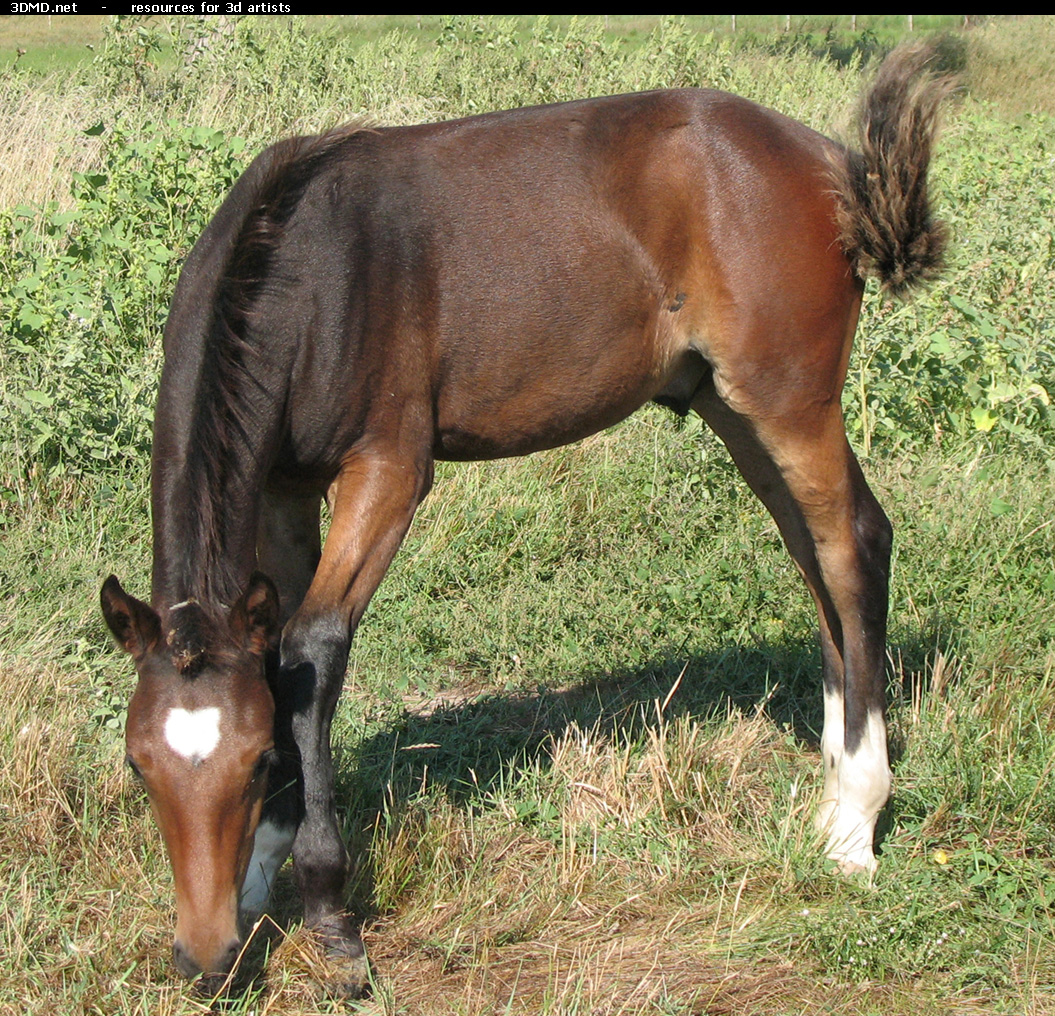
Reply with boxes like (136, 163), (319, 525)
(173, 939), (242, 983)
(172, 940), (202, 980)
(221, 941), (241, 972)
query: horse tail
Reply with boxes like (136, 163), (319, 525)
(829, 43), (955, 297)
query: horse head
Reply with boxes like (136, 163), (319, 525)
(101, 573), (281, 982)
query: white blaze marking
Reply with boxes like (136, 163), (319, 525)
(164, 707), (222, 763)
(240, 819), (296, 918)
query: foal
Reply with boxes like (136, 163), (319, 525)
(102, 45), (950, 991)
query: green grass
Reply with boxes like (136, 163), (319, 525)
(0, 15), (971, 72)
(2, 14), (1054, 1016)
(5, 14), (1051, 120)
(0, 14), (108, 72)
(3, 436), (1054, 1014)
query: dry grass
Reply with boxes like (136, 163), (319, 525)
(0, 660), (163, 1015)
(3, 648), (1038, 1014)
(966, 16), (1055, 116)
(0, 79), (101, 210)
(3, 17), (1054, 1011)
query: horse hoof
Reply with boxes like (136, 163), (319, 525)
(313, 917), (370, 999)
(319, 951), (370, 999)
(835, 857), (875, 877)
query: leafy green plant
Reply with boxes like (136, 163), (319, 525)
(1, 119), (247, 486)
(93, 14), (165, 96)
(844, 105), (1055, 457)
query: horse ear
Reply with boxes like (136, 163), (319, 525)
(230, 572), (280, 655)
(100, 575), (161, 661)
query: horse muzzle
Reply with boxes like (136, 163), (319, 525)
(173, 935), (242, 982)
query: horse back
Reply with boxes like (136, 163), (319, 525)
(167, 90), (857, 487)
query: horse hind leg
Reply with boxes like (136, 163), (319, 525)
(238, 492), (324, 925)
(692, 379), (892, 873)
(808, 452), (893, 873)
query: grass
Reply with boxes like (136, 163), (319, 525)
(3, 16), (1053, 213)
(0, 15), (970, 70)
(2, 13), (1054, 1015)
(963, 16), (1055, 117)
(3, 432), (1054, 1014)
(0, 14), (108, 72)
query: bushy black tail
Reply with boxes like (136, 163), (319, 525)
(830, 43), (955, 297)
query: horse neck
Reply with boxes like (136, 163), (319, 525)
(146, 128), (347, 611)
(148, 356), (274, 610)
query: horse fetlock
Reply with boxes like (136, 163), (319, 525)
(813, 795), (838, 839)
(818, 757), (891, 875)
(822, 803), (882, 875)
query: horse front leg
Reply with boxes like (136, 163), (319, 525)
(277, 447), (432, 993)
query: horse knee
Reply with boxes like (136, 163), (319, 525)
(853, 484), (892, 577)
(281, 610), (347, 670)
(280, 612), (349, 710)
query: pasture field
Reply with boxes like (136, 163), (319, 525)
(0, 16), (973, 73)
(1, 15), (1054, 1015)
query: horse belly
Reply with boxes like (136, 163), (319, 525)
(432, 297), (689, 460)
(423, 177), (704, 458)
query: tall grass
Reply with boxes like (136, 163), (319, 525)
(964, 16), (1055, 116)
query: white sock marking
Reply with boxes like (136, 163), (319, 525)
(164, 707), (222, 763)
(815, 685), (845, 837)
(240, 819), (296, 918)
(820, 709), (891, 873)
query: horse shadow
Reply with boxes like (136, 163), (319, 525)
(334, 626), (944, 910)
(237, 625), (947, 998)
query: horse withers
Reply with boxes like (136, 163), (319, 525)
(101, 45), (950, 992)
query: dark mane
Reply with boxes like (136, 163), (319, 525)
(151, 123), (367, 607)
(219, 122), (369, 347)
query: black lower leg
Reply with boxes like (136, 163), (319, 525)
(279, 616), (358, 933)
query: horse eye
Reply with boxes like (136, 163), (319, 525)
(125, 755), (143, 781)
(253, 749), (278, 779)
